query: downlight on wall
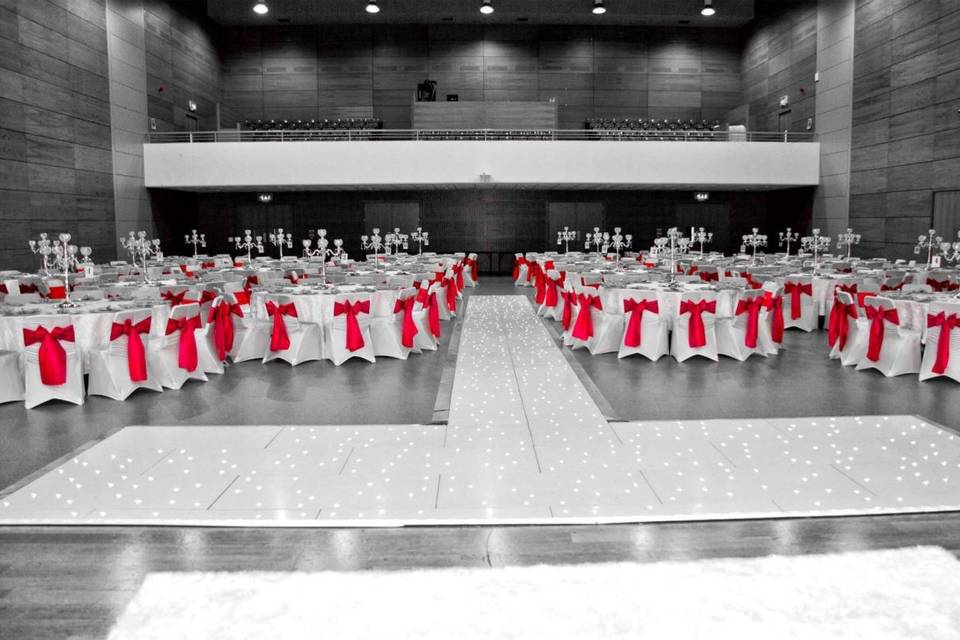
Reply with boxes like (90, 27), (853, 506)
(480, 1), (494, 15)
(252, 2), (268, 15)
(701, 0), (715, 16)
(366, 1), (380, 14)
(592, 1), (606, 15)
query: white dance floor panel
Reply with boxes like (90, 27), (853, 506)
(1, 295), (959, 526)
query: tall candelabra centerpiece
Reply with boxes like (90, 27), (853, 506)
(779, 228), (799, 256)
(584, 227), (609, 259)
(800, 228), (831, 272)
(693, 227), (713, 257)
(410, 227), (429, 256)
(653, 227), (685, 286)
(742, 228), (768, 266)
(27, 233), (54, 274)
(556, 227), (577, 253)
(268, 228), (293, 259)
(915, 228), (943, 268)
(836, 227), (861, 260)
(302, 229), (341, 280)
(360, 227), (384, 270)
(384, 228), (409, 255)
(608, 227), (632, 270)
(120, 231), (161, 283)
(229, 230), (264, 262)
(939, 231), (960, 265)
(184, 229), (205, 259)
(46, 233), (81, 307)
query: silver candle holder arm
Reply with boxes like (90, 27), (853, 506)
(410, 227), (429, 255)
(228, 230), (264, 262)
(302, 229), (343, 280)
(384, 228), (409, 255)
(608, 227), (632, 270)
(836, 228), (861, 260)
(119, 231), (161, 284)
(914, 229), (943, 269)
(693, 227), (713, 257)
(268, 228), (293, 259)
(556, 227), (577, 253)
(800, 228), (831, 272)
(184, 229), (206, 259)
(742, 228), (768, 266)
(27, 233), (54, 274)
(584, 227), (608, 259)
(939, 231), (960, 264)
(778, 228), (799, 256)
(360, 228), (384, 269)
(653, 227), (685, 285)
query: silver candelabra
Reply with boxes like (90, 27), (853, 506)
(836, 227), (861, 260)
(361, 227), (384, 269)
(27, 233), (55, 274)
(229, 230), (264, 261)
(302, 229), (341, 280)
(556, 227), (577, 253)
(584, 227), (609, 259)
(384, 228), (409, 255)
(184, 229), (205, 259)
(120, 231), (161, 283)
(939, 232), (960, 264)
(693, 227), (713, 258)
(48, 233), (82, 307)
(914, 228), (943, 269)
(410, 227), (429, 256)
(801, 228), (831, 272)
(653, 227), (686, 285)
(779, 228), (799, 256)
(268, 228), (293, 259)
(742, 228), (768, 266)
(608, 227), (632, 270)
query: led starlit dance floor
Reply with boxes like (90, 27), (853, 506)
(1, 296), (958, 526)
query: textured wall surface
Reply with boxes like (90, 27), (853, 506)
(0, 0), (115, 270)
(848, 0), (960, 257)
(219, 24), (743, 130)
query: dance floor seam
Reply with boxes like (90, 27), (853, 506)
(1, 295), (959, 527)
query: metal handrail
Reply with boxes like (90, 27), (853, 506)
(145, 129), (817, 144)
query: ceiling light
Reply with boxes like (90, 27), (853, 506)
(480, 1), (494, 14)
(701, 0), (715, 16)
(252, 2), (268, 15)
(365, 0), (379, 13)
(592, 0), (606, 14)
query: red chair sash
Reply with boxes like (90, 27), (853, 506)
(512, 256), (527, 281)
(927, 278), (958, 292)
(110, 317), (152, 381)
(465, 257), (479, 283)
(623, 298), (659, 347)
(334, 299), (370, 352)
(743, 273), (763, 290)
(442, 276), (459, 313)
(164, 315), (201, 372)
(244, 275), (259, 290)
(202, 261), (215, 269)
(0, 283), (6, 294)
(783, 281), (813, 320)
(881, 282), (904, 292)
(835, 283), (858, 299)
(679, 299), (716, 348)
(233, 290), (251, 305)
(571, 293), (602, 341)
(19, 283), (38, 294)
(452, 263), (465, 291)
(265, 301), (297, 352)
(416, 288), (441, 338)
(544, 275), (562, 308)
(764, 295), (784, 343)
(827, 301), (858, 352)
(23, 325), (75, 386)
(393, 296), (419, 348)
(185, 290), (217, 306)
(735, 297), (763, 348)
(560, 290), (577, 331)
(47, 285), (67, 300)
(527, 261), (541, 285)
(208, 301), (244, 361)
(162, 290), (189, 307)
(699, 271), (719, 283)
(927, 312), (959, 375)
(864, 305), (899, 362)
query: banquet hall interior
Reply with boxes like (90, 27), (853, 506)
(2, 0), (960, 637)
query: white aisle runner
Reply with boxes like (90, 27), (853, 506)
(2, 295), (960, 525)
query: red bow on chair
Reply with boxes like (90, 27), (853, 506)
(743, 273), (762, 290)
(764, 294), (785, 344)
(0, 283), (7, 294)
(571, 293), (602, 341)
(927, 278), (956, 292)
(512, 256), (527, 281)
(202, 261), (215, 269)
(185, 290), (217, 306)
(452, 263), (465, 291)
(835, 283), (858, 299)
(687, 265), (699, 276)
(165, 315), (202, 372)
(284, 272), (300, 284)
(864, 305), (899, 362)
(699, 271), (719, 283)
(265, 301), (297, 352)
(416, 288), (441, 339)
(233, 290), (251, 305)
(927, 312), (959, 375)
(19, 283), (38, 294)
(783, 281), (812, 320)
(208, 301), (244, 361)
(560, 290), (577, 331)
(679, 299), (716, 348)
(162, 290), (190, 307)
(623, 298), (659, 347)
(527, 261), (541, 285)
(465, 257), (479, 283)
(244, 275), (259, 290)
(735, 297), (764, 348)
(442, 276), (459, 313)
(827, 299), (858, 352)
(47, 285), (67, 299)
(110, 317), (152, 381)
(23, 325), (75, 386)
(534, 268), (548, 305)
(334, 299), (370, 352)
(881, 281), (904, 292)
(393, 296), (419, 348)
(544, 274), (563, 308)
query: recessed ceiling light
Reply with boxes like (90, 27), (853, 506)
(701, 0), (715, 16)
(480, 1), (494, 15)
(366, 1), (380, 14)
(252, 2), (268, 15)
(592, 0), (606, 15)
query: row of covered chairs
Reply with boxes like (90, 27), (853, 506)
(241, 118), (383, 131)
(585, 118), (722, 133)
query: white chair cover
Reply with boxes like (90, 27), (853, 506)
(325, 292), (375, 366)
(88, 307), (164, 401)
(855, 296), (921, 377)
(148, 302), (208, 389)
(919, 301), (960, 383)
(22, 315), (84, 409)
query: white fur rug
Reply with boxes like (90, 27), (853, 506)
(109, 546), (960, 640)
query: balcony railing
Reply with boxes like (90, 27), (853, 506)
(145, 129), (817, 144)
